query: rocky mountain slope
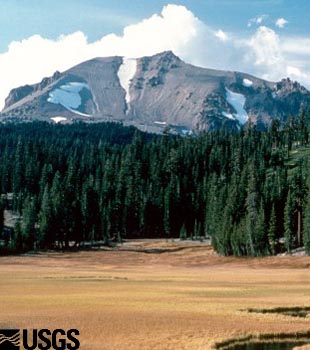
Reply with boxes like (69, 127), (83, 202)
(2, 51), (310, 133)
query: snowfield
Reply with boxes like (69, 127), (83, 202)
(51, 116), (67, 123)
(242, 78), (253, 87)
(117, 58), (137, 108)
(225, 88), (249, 125)
(182, 129), (194, 136)
(222, 112), (235, 120)
(47, 82), (91, 117)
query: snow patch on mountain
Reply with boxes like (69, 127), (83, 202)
(222, 112), (235, 120)
(243, 78), (253, 87)
(182, 129), (194, 136)
(225, 88), (248, 124)
(51, 116), (67, 123)
(47, 82), (91, 116)
(117, 58), (137, 108)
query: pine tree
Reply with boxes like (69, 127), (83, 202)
(291, 167), (307, 246)
(179, 224), (187, 240)
(13, 221), (23, 253)
(303, 191), (310, 255)
(245, 165), (258, 255)
(254, 203), (267, 255)
(21, 196), (37, 251)
(284, 190), (295, 253)
(0, 197), (5, 234)
(268, 206), (277, 255)
(50, 172), (64, 248)
(38, 185), (54, 248)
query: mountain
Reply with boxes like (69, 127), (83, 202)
(2, 51), (310, 133)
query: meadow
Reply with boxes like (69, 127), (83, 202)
(1, 241), (310, 350)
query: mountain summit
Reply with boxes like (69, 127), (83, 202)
(2, 51), (310, 133)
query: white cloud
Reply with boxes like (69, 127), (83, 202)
(281, 38), (310, 55)
(215, 29), (228, 42)
(285, 66), (310, 84)
(248, 15), (268, 27)
(246, 26), (286, 80)
(275, 18), (288, 28)
(0, 4), (203, 110)
(256, 15), (267, 24)
(0, 5), (310, 111)
(244, 26), (310, 84)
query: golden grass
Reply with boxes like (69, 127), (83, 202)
(1, 242), (310, 350)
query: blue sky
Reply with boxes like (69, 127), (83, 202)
(0, 0), (308, 52)
(0, 0), (310, 109)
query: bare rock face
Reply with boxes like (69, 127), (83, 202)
(1, 51), (310, 133)
(4, 85), (34, 110)
(4, 71), (61, 110)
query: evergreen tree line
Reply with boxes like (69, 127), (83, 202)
(0, 115), (310, 256)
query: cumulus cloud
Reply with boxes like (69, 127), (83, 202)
(275, 18), (288, 28)
(0, 4), (204, 110)
(244, 26), (310, 84)
(215, 29), (229, 42)
(246, 26), (286, 80)
(0, 4), (310, 110)
(247, 14), (268, 27)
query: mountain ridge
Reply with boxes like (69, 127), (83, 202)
(2, 51), (310, 133)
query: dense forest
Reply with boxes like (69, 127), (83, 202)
(1, 115), (310, 256)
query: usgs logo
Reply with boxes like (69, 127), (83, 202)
(0, 329), (80, 350)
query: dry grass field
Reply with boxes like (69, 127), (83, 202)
(1, 240), (310, 350)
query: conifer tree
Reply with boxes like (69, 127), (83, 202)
(268, 206), (277, 255)
(38, 185), (53, 248)
(21, 196), (37, 251)
(0, 197), (5, 234)
(303, 191), (310, 255)
(245, 165), (258, 255)
(254, 203), (267, 255)
(13, 221), (23, 253)
(291, 168), (307, 246)
(179, 224), (187, 240)
(284, 190), (295, 253)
